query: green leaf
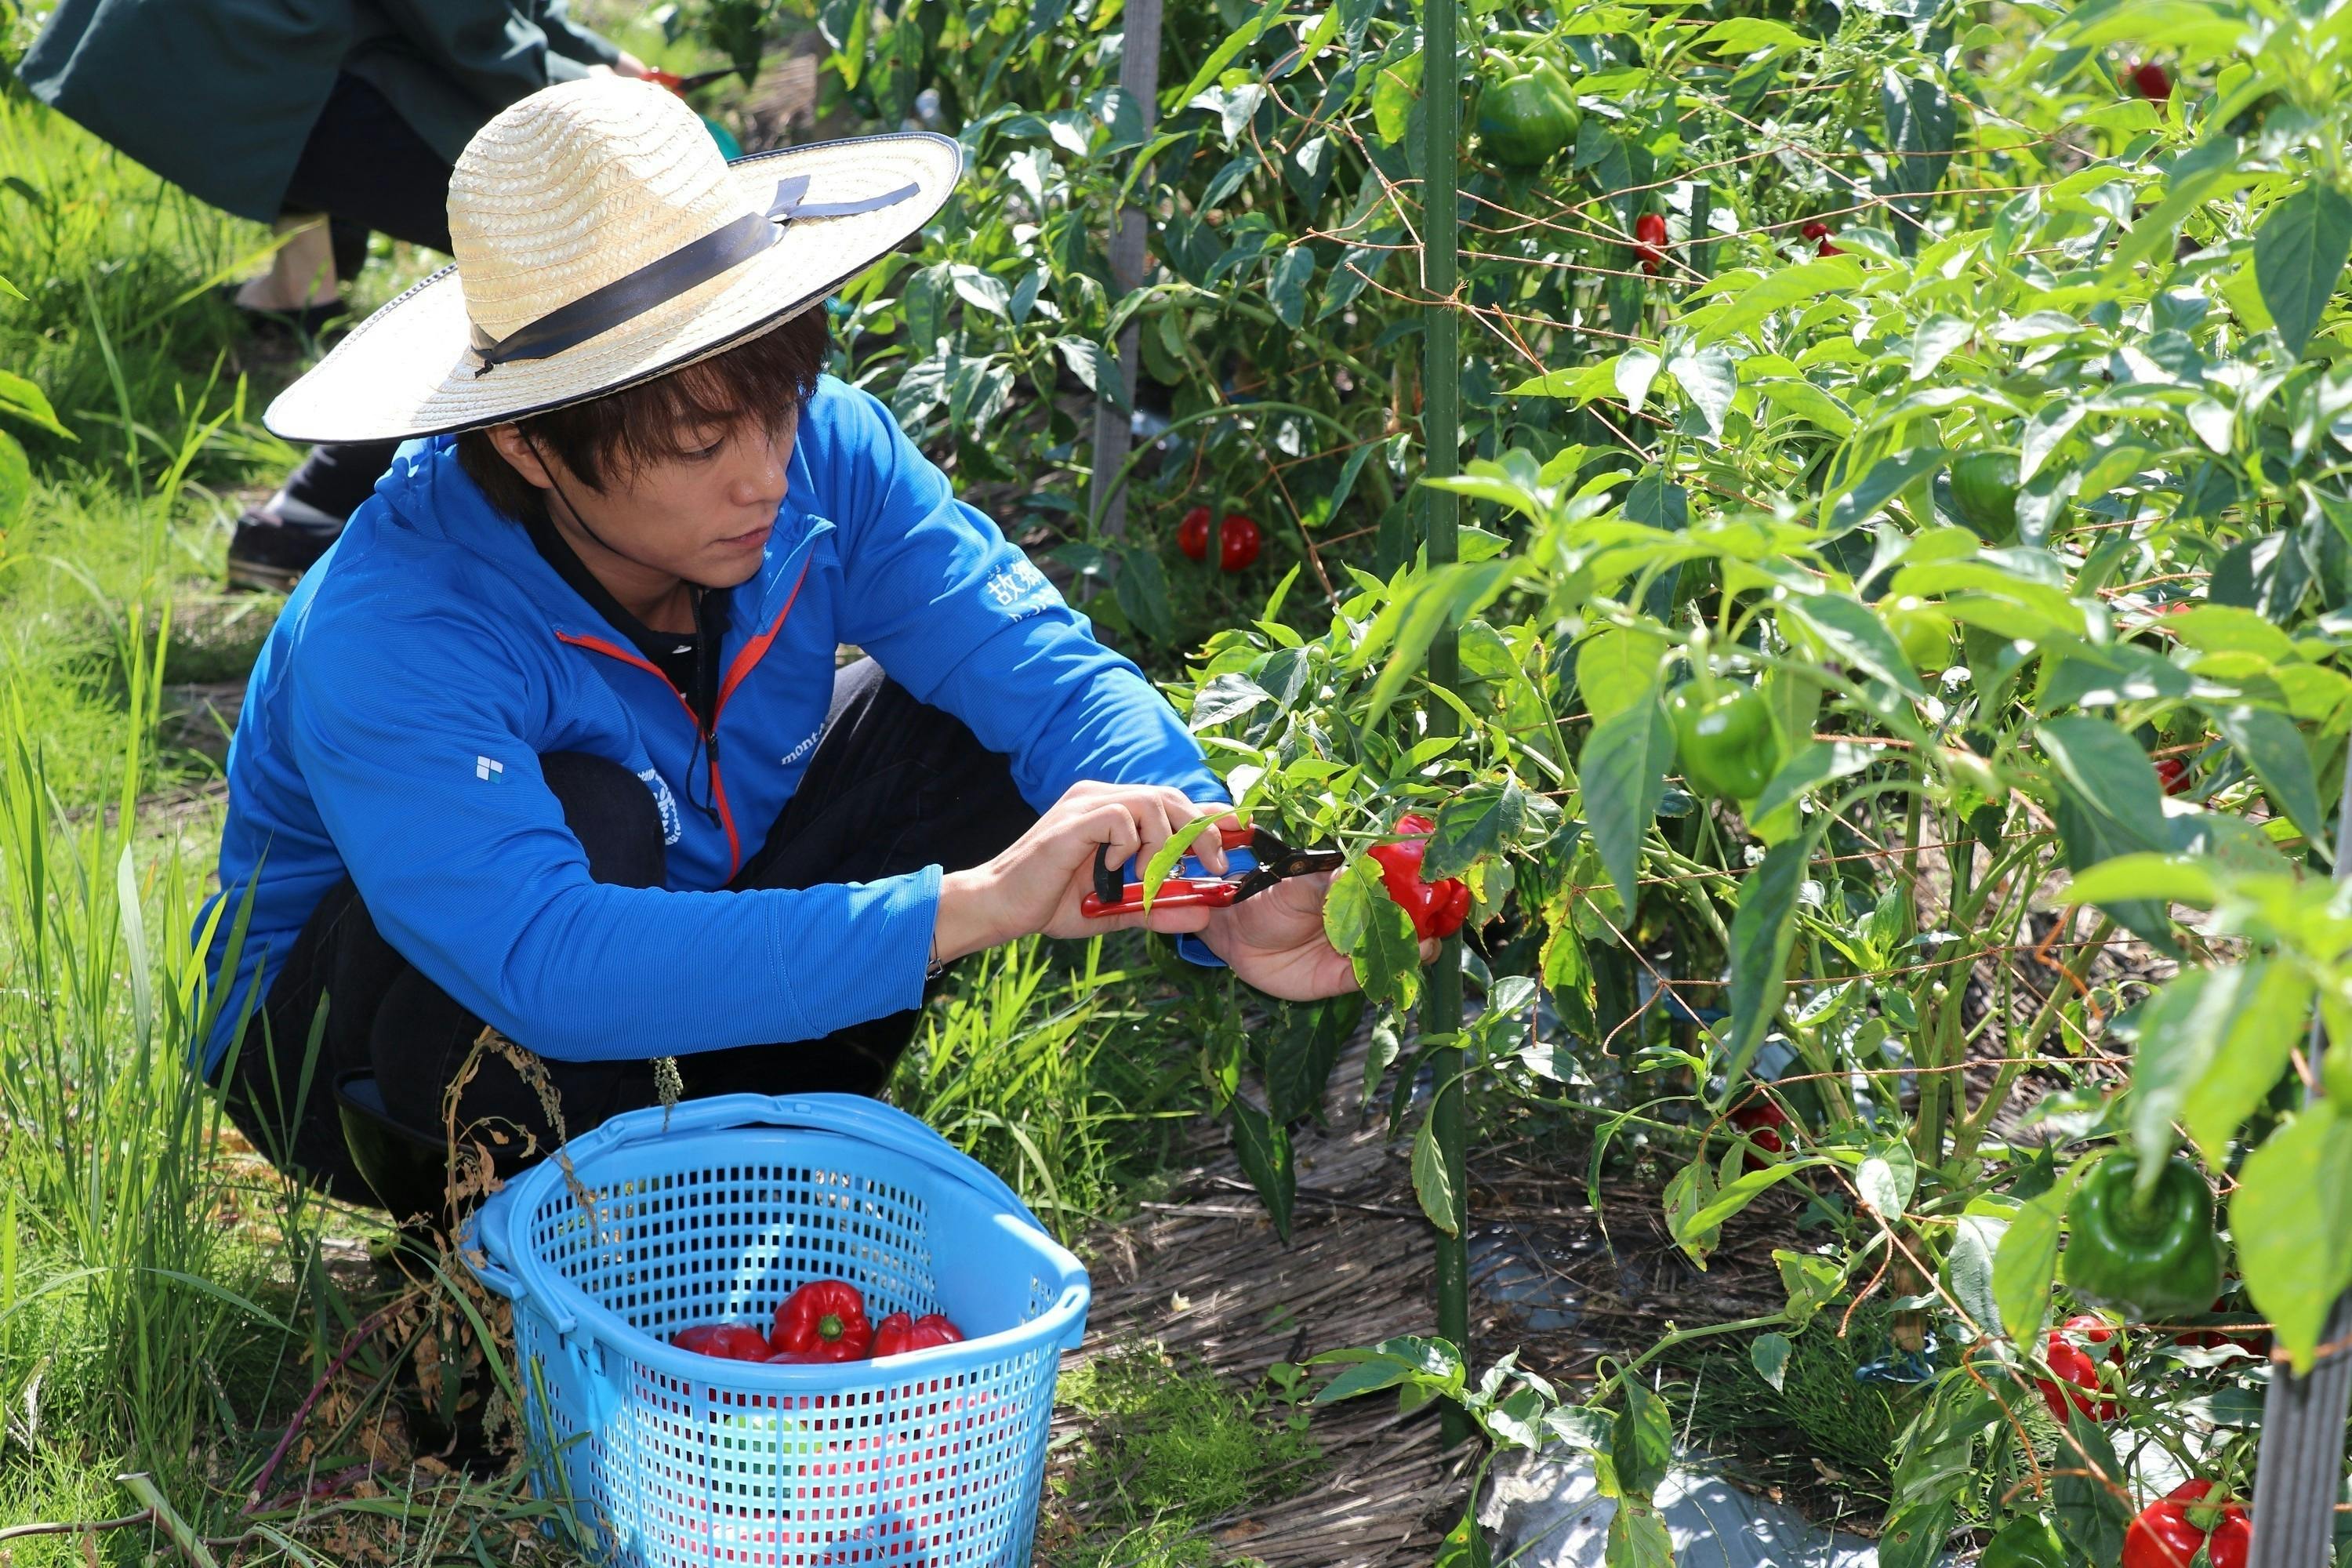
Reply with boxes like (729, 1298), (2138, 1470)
(1412, 1109), (1461, 1236)
(1944, 1210), (2006, 1335)
(1575, 628), (1661, 724)
(2051, 1406), (2131, 1567)
(1355, 869), (1425, 1011)
(1581, 698), (1672, 915)
(1265, 995), (1362, 1126)
(2038, 715), (2171, 852)
(1826, 448), (1946, 535)
(1436, 1504), (1494, 1568)
(1606, 1503), (1673, 1568)
(2209, 705), (2332, 861)
(2231, 1102), (2352, 1369)
(1226, 1096), (1296, 1243)
(1878, 1501), (1956, 1568)
(0, 430), (27, 533)
(1694, 255), (1867, 346)
(2125, 965), (2235, 1169)
(1369, 47), (1422, 144)
(1670, 1157), (1820, 1265)
(1323, 855), (1378, 954)
(2252, 180), (2352, 359)
(1611, 1380), (1674, 1497)
(1666, 345), (1739, 437)
(1140, 814), (1222, 906)
(1269, 244), (1316, 328)
(1750, 1330), (1792, 1392)
(1719, 827), (1820, 1088)
(2180, 961), (2310, 1167)
(0, 369), (73, 441)
(1911, 314), (1974, 380)
(1164, 0), (1298, 111)
(1858, 1137), (1918, 1221)
(1787, 593), (1927, 697)
(2064, 854), (2218, 909)
(1750, 740), (1877, 826)
(1191, 672), (1273, 731)
(1775, 1248), (1845, 1327)
(1115, 543), (1176, 642)
(2103, 136), (2251, 283)
(1993, 1182), (2066, 1345)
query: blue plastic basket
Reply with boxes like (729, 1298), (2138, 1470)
(461, 1091), (1090, 1568)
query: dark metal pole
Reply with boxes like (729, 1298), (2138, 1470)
(1419, 0), (1470, 1450)
(1085, 0), (1163, 544)
(2247, 766), (2352, 1568)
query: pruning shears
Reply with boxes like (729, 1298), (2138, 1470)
(648, 64), (754, 94)
(1080, 826), (1345, 919)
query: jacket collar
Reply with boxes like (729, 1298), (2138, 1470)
(377, 434), (830, 643)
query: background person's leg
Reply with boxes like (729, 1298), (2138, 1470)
(230, 73), (459, 591)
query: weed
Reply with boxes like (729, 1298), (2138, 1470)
(1051, 1345), (1320, 1563)
(888, 936), (1207, 1243)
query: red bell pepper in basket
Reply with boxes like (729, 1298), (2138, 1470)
(873, 1311), (965, 1358)
(772, 1279), (874, 1361)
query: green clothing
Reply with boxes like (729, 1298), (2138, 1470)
(20, 0), (620, 225)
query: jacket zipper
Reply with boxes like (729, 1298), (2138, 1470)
(554, 560), (813, 880)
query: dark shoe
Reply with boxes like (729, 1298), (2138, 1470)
(216, 284), (351, 343)
(333, 1069), (469, 1227)
(227, 503), (342, 593)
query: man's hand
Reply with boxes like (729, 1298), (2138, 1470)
(1197, 871), (1438, 1001)
(931, 782), (1230, 964)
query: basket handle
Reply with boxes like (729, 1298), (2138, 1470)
(458, 1184), (527, 1303)
(572, 1091), (1046, 1229)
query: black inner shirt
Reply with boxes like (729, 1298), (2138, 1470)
(524, 509), (731, 725)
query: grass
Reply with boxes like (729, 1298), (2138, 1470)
(888, 936), (1210, 1245)
(0, 44), (1295, 1567)
(1049, 1347), (1323, 1568)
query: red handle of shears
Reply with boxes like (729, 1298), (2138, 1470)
(1078, 826), (1260, 918)
(1079, 877), (1244, 919)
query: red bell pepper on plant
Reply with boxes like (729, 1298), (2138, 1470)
(1178, 506), (1212, 562)
(2130, 60), (2172, 101)
(2154, 757), (2192, 796)
(873, 1311), (966, 1358)
(1370, 815), (1472, 941)
(1799, 221), (1843, 256)
(2124, 1482), (2248, 1568)
(673, 1322), (775, 1361)
(1634, 213), (1668, 274)
(1728, 1096), (1789, 1171)
(772, 1279), (874, 1361)
(1218, 514), (1261, 572)
(2034, 1313), (2118, 1423)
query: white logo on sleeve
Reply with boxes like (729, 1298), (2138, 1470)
(982, 560), (1052, 619)
(637, 768), (684, 845)
(474, 756), (505, 782)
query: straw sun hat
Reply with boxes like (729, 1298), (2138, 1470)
(263, 77), (960, 443)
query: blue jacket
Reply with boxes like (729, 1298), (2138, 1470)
(198, 377), (1222, 1080)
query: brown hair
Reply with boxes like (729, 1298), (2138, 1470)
(455, 306), (830, 522)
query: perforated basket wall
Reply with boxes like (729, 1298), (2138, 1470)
(463, 1093), (1090, 1568)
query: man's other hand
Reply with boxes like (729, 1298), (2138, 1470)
(1198, 871), (1436, 1000)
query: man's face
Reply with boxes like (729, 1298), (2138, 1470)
(492, 411), (798, 589)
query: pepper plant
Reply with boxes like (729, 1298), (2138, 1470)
(670, 0), (2352, 1555)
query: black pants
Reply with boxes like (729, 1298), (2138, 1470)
(220, 660), (1037, 1202)
(278, 72), (460, 524)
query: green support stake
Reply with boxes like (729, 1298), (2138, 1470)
(1419, 0), (1471, 1450)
